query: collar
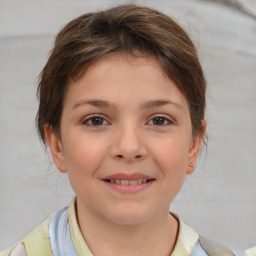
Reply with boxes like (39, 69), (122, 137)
(170, 213), (199, 256)
(68, 198), (93, 256)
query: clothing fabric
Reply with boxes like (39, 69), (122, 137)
(245, 247), (256, 256)
(0, 199), (234, 256)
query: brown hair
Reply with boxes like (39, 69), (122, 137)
(36, 4), (206, 144)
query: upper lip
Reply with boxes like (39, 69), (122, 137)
(102, 173), (154, 181)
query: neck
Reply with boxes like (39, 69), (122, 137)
(76, 202), (178, 256)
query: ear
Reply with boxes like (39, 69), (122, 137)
(44, 124), (67, 173)
(186, 120), (206, 174)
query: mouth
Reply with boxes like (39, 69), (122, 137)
(102, 173), (155, 193)
(103, 178), (155, 185)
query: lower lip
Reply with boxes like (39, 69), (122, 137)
(103, 180), (154, 194)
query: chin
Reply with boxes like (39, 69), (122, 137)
(104, 206), (152, 226)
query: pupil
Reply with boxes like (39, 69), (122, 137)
(92, 117), (103, 125)
(153, 117), (164, 125)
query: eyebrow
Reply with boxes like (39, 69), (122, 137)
(73, 99), (113, 110)
(141, 99), (184, 110)
(72, 99), (183, 111)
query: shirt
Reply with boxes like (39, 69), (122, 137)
(0, 198), (233, 256)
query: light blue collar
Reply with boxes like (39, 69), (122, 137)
(190, 240), (208, 256)
(49, 207), (78, 256)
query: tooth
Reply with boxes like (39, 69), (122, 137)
(110, 180), (115, 183)
(116, 180), (121, 184)
(142, 179), (147, 183)
(129, 180), (138, 185)
(137, 179), (142, 184)
(121, 180), (129, 185)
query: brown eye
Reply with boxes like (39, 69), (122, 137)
(153, 117), (166, 125)
(83, 116), (107, 126)
(148, 116), (172, 126)
(93, 117), (104, 125)
(153, 117), (165, 125)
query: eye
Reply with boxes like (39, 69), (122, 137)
(148, 116), (172, 126)
(83, 116), (109, 126)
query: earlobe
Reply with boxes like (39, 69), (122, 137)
(44, 125), (67, 173)
(186, 121), (206, 174)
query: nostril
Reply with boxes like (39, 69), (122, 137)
(117, 154), (123, 159)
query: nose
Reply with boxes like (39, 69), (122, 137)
(109, 124), (148, 162)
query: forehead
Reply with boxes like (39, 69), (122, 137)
(78, 53), (167, 83)
(64, 54), (188, 111)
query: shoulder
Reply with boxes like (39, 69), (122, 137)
(198, 235), (235, 256)
(0, 218), (53, 256)
(171, 213), (235, 256)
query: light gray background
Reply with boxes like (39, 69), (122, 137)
(0, 0), (255, 254)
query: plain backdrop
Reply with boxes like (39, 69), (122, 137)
(0, 0), (256, 254)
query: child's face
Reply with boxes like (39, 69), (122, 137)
(46, 54), (203, 225)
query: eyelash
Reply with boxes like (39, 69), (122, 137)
(147, 116), (173, 126)
(82, 115), (109, 126)
(82, 115), (173, 127)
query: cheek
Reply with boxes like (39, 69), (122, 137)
(150, 135), (191, 195)
(152, 136), (190, 169)
(62, 134), (108, 197)
(62, 133), (107, 176)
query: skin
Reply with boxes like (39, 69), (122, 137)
(45, 54), (205, 256)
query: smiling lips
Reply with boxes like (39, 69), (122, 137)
(102, 173), (155, 193)
(109, 179), (149, 185)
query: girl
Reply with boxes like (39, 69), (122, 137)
(1, 4), (234, 256)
